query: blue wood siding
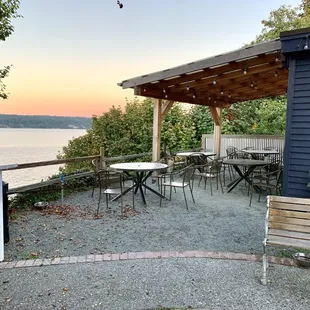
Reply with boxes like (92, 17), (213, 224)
(283, 56), (310, 197)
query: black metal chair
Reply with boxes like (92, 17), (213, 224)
(159, 165), (195, 210)
(145, 156), (176, 195)
(188, 152), (209, 168)
(91, 158), (106, 197)
(249, 167), (283, 206)
(91, 159), (134, 216)
(195, 159), (224, 195)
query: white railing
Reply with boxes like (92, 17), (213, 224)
(202, 134), (285, 157)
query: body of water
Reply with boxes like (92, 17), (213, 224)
(0, 128), (87, 189)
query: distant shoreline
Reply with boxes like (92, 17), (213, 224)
(0, 127), (89, 129)
(0, 114), (92, 129)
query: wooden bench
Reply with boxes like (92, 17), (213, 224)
(262, 195), (310, 285)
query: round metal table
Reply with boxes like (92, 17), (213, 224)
(223, 159), (267, 193)
(110, 162), (168, 204)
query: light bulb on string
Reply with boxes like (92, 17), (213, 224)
(165, 94), (168, 99)
(243, 67), (247, 75)
(228, 91), (231, 98)
(192, 93), (196, 99)
(186, 85), (190, 91)
(143, 88), (146, 92)
(255, 83), (258, 90)
(275, 70), (278, 77)
(250, 79), (253, 88)
(221, 87), (224, 95)
(305, 35), (309, 50)
(213, 78), (216, 85)
(163, 89), (166, 93)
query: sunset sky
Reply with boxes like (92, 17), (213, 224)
(0, 0), (301, 117)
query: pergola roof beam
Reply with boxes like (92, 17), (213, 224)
(119, 40), (281, 89)
(155, 52), (280, 89)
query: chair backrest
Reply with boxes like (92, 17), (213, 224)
(226, 146), (237, 158)
(209, 159), (223, 174)
(98, 168), (124, 190)
(188, 153), (208, 166)
(266, 195), (310, 249)
(92, 158), (106, 171)
(182, 166), (196, 185)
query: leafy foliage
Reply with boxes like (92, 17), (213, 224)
(0, 0), (21, 41)
(58, 99), (198, 172)
(0, 0), (21, 99)
(250, 1), (310, 44)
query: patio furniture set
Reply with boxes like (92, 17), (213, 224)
(91, 146), (283, 216)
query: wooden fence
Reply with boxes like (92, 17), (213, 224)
(202, 134), (285, 157)
(5, 148), (153, 194)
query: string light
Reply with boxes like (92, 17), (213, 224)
(243, 67), (247, 75)
(305, 35), (309, 50)
(163, 89), (166, 93)
(214, 100), (217, 104)
(213, 78), (216, 85)
(208, 95), (211, 100)
(255, 83), (258, 90)
(228, 91), (231, 98)
(186, 85), (190, 91)
(192, 93), (196, 99)
(221, 87), (224, 95)
(143, 88), (146, 92)
(165, 94), (168, 98)
(250, 79), (254, 88)
(275, 70), (278, 77)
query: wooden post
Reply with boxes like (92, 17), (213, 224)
(209, 107), (222, 159)
(152, 99), (162, 162)
(99, 147), (105, 168)
(0, 164), (17, 262)
(214, 107), (222, 159)
(201, 136), (206, 151)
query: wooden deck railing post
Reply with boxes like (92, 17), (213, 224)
(100, 147), (106, 169)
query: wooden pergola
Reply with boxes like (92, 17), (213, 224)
(118, 38), (288, 161)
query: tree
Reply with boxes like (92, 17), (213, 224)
(250, 1), (310, 44)
(0, 0), (21, 99)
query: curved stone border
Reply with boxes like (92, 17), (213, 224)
(0, 250), (297, 269)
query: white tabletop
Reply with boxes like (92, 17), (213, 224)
(223, 159), (267, 166)
(243, 150), (279, 155)
(176, 151), (216, 157)
(110, 162), (168, 172)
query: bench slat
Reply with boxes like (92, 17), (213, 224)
(269, 215), (310, 227)
(267, 235), (310, 250)
(270, 209), (310, 220)
(269, 229), (310, 241)
(270, 196), (310, 205)
(269, 222), (310, 234)
(270, 203), (310, 212)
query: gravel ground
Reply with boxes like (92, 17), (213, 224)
(1, 258), (310, 310)
(4, 176), (280, 262)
